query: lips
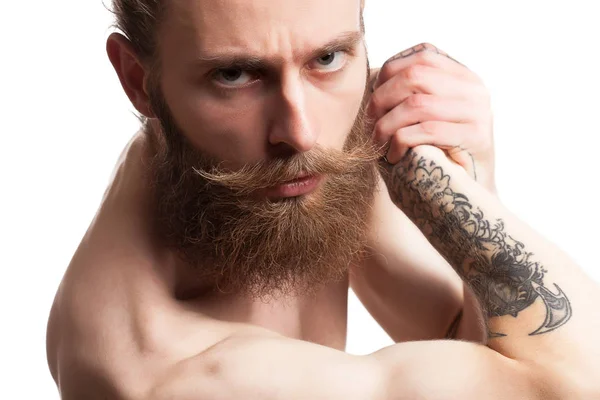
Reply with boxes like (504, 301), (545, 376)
(263, 174), (323, 199)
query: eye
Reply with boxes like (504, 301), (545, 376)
(310, 51), (348, 71)
(213, 68), (256, 87)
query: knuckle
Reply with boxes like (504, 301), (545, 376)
(401, 65), (424, 85)
(379, 61), (397, 84)
(390, 75), (405, 95)
(390, 129), (406, 146)
(369, 90), (383, 110)
(419, 121), (440, 136)
(419, 42), (439, 53)
(414, 48), (437, 64)
(372, 120), (388, 142)
(421, 42), (446, 55)
(405, 93), (428, 109)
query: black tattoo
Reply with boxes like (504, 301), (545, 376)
(381, 143), (478, 182)
(386, 43), (464, 67)
(530, 283), (572, 335)
(447, 145), (478, 182)
(468, 152), (477, 182)
(383, 150), (572, 337)
(371, 43), (465, 93)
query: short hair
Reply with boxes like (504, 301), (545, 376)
(111, 0), (165, 64)
(111, 0), (365, 65)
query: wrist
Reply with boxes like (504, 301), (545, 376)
(381, 146), (472, 229)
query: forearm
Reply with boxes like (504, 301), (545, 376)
(353, 183), (485, 343)
(381, 146), (600, 362)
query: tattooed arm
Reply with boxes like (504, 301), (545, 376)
(352, 45), (499, 343)
(381, 144), (600, 364)
(351, 176), (486, 343)
(347, 62), (490, 344)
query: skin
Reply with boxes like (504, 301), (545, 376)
(46, 0), (600, 398)
(354, 43), (496, 342)
(154, 0), (366, 167)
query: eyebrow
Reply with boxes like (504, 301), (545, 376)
(193, 30), (364, 71)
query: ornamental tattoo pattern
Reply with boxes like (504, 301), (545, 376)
(384, 150), (572, 337)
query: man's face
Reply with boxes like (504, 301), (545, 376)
(156, 0), (368, 170)
(145, 0), (378, 297)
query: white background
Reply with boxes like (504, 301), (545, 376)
(1, 0), (599, 398)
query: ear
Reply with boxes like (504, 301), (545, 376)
(106, 32), (154, 118)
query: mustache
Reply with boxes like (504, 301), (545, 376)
(194, 141), (380, 196)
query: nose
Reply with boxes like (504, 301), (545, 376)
(268, 74), (318, 154)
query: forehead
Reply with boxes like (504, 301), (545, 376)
(163, 0), (362, 62)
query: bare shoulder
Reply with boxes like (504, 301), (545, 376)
(46, 254), (249, 399)
(45, 133), (246, 399)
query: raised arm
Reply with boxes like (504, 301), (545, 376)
(350, 178), (486, 343)
(380, 145), (600, 361)
(343, 68), (486, 344)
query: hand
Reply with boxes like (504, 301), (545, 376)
(368, 43), (496, 193)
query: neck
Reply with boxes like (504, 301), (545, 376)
(175, 269), (351, 350)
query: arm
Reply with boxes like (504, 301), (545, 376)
(381, 145), (600, 358)
(149, 331), (541, 400)
(350, 175), (486, 343)
(349, 68), (485, 343)
(148, 146), (600, 400)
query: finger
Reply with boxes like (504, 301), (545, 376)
(369, 65), (483, 119)
(372, 94), (476, 147)
(374, 43), (475, 91)
(368, 67), (380, 93)
(384, 121), (473, 164)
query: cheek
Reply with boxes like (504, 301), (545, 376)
(309, 66), (367, 149)
(163, 81), (269, 165)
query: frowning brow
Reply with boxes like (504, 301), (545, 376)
(193, 31), (364, 71)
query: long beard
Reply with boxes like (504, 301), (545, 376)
(147, 81), (379, 298)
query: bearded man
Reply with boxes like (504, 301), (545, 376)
(46, 0), (600, 398)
